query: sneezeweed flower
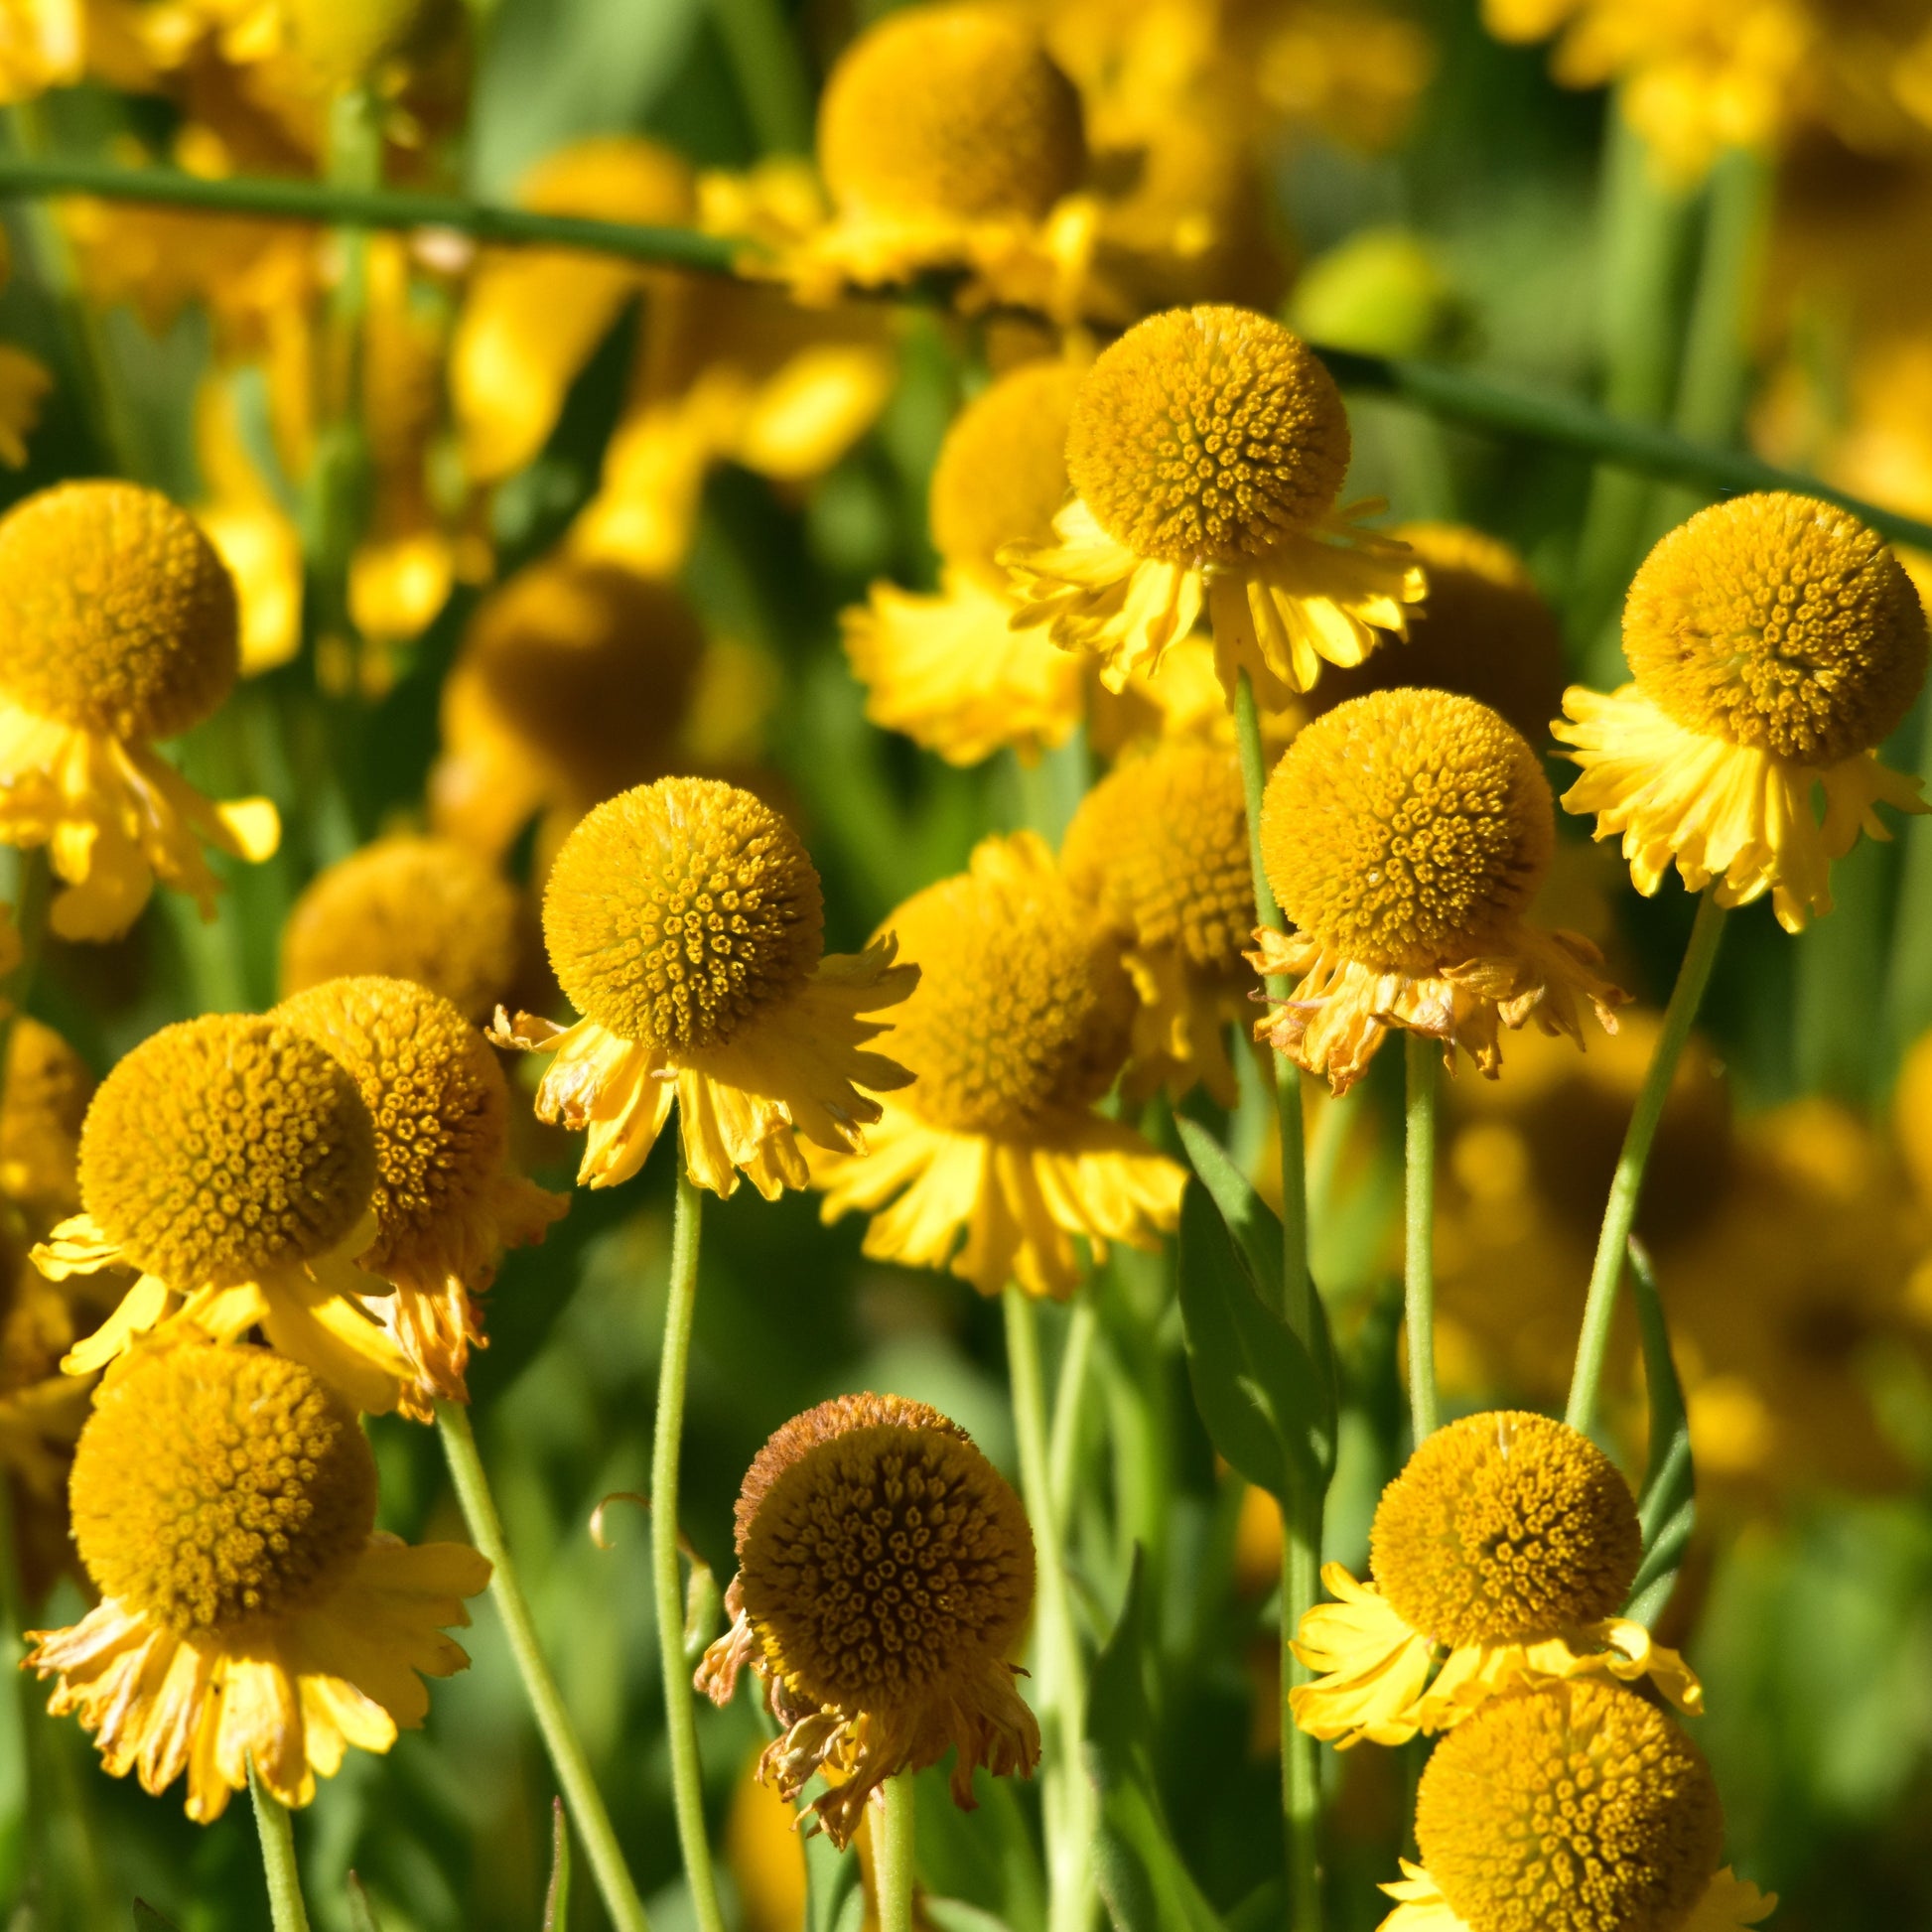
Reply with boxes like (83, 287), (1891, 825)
(25, 1343), (489, 1822)
(1255, 688), (1624, 1095)
(33, 1014), (412, 1415)
(844, 358), (1089, 766)
(280, 833), (528, 1024)
(491, 776), (916, 1196)
(1005, 305), (1426, 710)
(0, 481), (280, 939)
(1061, 741), (1253, 1105)
(1556, 492), (1929, 931)
(277, 977), (568, 1420)
(810, 832), (1184, 1298)
(698, 1392), (1038, 1846)
(1291, 1410), (1700, 1748)
(1381, 1681), (1773, 1931)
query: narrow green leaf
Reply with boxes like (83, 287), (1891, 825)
(922, 1898), (1015, 1932)
(541, 1799), (572, 1932)
(1624, 1237), (1697, 1627)
(346, 1873), (386, 1932)
(1175, 1117), (1283, 1299)
(132, 1906), (185, 1931)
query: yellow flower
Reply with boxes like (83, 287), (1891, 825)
(25, 1342), (488, 1821)
(0, 0), (83, 103)
(33, 1014), (412, 1414)
(1379, 1681), (1772, 1932)
(1061, 740), (1253, 1105)
(280, 833), (528, 1024)
(0, 481), (280, 939)
(276, 975), (568, 1419)
(810, 831), (1184, 1298)
(1005, 305), (1426, 709)
(843, 358), (1088, 766)
(0, 1252), (93, 1515)
(1253, 688), (1624, 1095)
(1555, 492), (1929, 932)
(0, 1013), (94, 1221)
(1292, 1411), (1702, 1748)
(192, 376), (304, 677)
(491, 776), (915, 1198)
(698, 1391), (1038, 1848)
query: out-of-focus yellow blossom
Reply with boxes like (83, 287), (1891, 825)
(1288, 228), (1465, 361)
(0, 1014), (94, 1226)
(811, 832), (1184, 1298)
(0, 230), (55, 470)
(1086, 631), (1305, 760)
(192, 376), (304, 676)
(0, 0), (83, 100)
(0, 1253), (96, 1604)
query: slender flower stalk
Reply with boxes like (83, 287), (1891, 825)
(877, 1774), (918, 1932)
(1047, 1296), (1100, 1532)
(1403, 1033), (1440, 1444)
(1565, 894), (1727, 1435)
(249, 1762), (314, 1932)
(436, 1403), (652, 1932)
(652, 1170), (727, 1932)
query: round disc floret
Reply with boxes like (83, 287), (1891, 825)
(543, 777), (825, 1050)
(1261, 688), (1555, 975)
(1066, 306), (1350, 567)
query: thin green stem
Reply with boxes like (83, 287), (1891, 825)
(1565, 894), (1727, 1436)
(653, 1170), (727, 1932)
(1003, 1287), (1095, 1932)
(709, 0), (815, 155)
(1403, 1033), (1439, 1445)
(248, 1761), (313, 1932)
(876, 1774), (917, 1932)
(436, 1403), (652, 1932)
(1279, 1485), (1324, 1932)
(1663, 148), (1769, 464)
(1883, 693), (1932, 1060)
(1046, 1295), (1099, 1534)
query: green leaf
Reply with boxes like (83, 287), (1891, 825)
(1175, 1118), (1283, 1300)
(1624, 1237), (1697, 1628)
(347, 1873), (386, 1932)
(541, 1799), (571, 1932)
(922, 1899), (1015, 1932)
(132, 1906), (185, 1931)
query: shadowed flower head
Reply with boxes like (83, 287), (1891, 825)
(1556, 492), (1929, 930)
(0, 480), (278, 939)
(26, 1343), (488, 1822)
(698, 1391), (1038, 1847)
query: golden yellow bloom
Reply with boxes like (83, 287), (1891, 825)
(811, 831), (1183, 1298)
(1254, 688), (1623, 1095)
(698, 1391), (1038, 1847)
(0, 340), (51, 469)
(0, 1013), (93, 1221)
(1380, 1682), (1773, 1931)
(1061, 741), (1253, 1104)
(0, 481), (280, 939)
(33, 1014), (412, 1414)
(192, 376), (304, 677)
(0, 1253), (92, 1535)
(844, 358), (1088, 765)
(1292, 1411), (1701, 1748)
(276, 976), (568, 1418)
(492, 776), (915, 1198)
(1006, 306), (1425, 709)
(280, 833), (528, 1023)
(25, 1342), (488, 1822)
(1556, 492), (1928, 932)
(0, 0), (83, 103)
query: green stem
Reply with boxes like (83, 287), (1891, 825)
(1279, 1484), (1324, 1932)
(436, 1404), (652, 1932)
(653, 1170), (727, 1932)
(1046, 1295), (1099, 1534)
(1402, 1033), (1439, 1444)
(1884, 693), (1932, 1061)
(709, 0), (815, 156)
(248, 1761), (314, 1932)
(1663, 148), (1769, 462)
(1565, 894), (1727, 1436)
(876, 1774), (917, 1932)
(1003, 1287), (1095, 1932)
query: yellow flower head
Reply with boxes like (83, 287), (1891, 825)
(1382, 1682), (1773, 1932)
(1062, 741), (1252, 1104)
(493, 776), (914, 1198)
(0, 1015), (94, 1220)
(0, 482), (278, 939)
(1006, 305), (1425, 707)
(280, 833), (528, 1024)
(1254, 689), (1623, 1093)
(34, 1016), (412, 1415)
(1291, 1412), (1700, 1750)
(846, 358), (1088, 766)
(276, 976), (568, 1418)
(27, 1342), (488, 1821)
(810, 832), (1183, 1298)
(698, 1391), (1038, 1848)
(1557, 492), (1930, 930)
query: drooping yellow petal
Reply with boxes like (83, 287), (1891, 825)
(1376, 1860), (1467, 1932)
(1288, 1563), (1440, 1747)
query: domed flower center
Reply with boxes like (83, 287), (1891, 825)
(1623, 491), (1928, 765)
(1261, 688), (1555, 975)
(1417, 1682), (1725, 1932)
(70, 1345), (377, 1634)
(1066, 306), (1351, 567)
(1062, 743), (1251, 974)
(738, 1393), (1034, 1715)
(0, 481), (240, 741)
(544, 777), (825, 1051)
(277, 976), (510, 1281)
(818, 4), (1086, 226)
(886, 841), (1134, 1137)
(928, 360), (1081, 590)
(78, 1015), (377, 1288)
(1370, 1410), (1642, 1646)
